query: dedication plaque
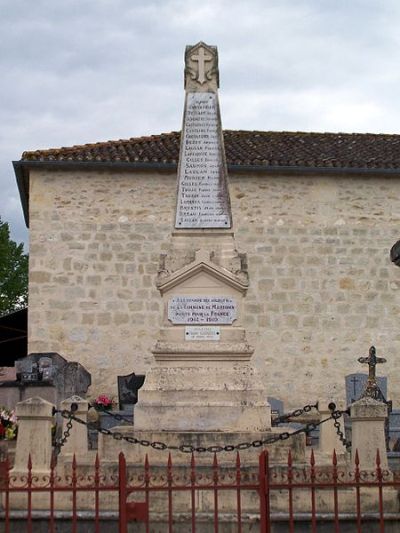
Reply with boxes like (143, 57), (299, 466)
(175, 92), (231, 229)
(185, 326), (220, 341)
(168, 296), (236, 324)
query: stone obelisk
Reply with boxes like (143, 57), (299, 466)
(134, 42), (271, 434)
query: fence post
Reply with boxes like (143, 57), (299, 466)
(118, 452), (128, 533)
(259, 450), (270, 533)
(350, 397), (388, 469)
(12, 396), (54, 474)
(59, 395), (89, 459)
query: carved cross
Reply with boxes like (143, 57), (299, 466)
(357, 346), (387, 400)
(191, 47), (212, 84)
(350, 375), (359, 398)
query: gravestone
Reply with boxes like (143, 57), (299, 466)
(268, 397), (284, 418)
(117, 372), (145, 411)
(0, 352), (91, 409)
(345, 373), (387, 405)
(389, 410), (400, 450)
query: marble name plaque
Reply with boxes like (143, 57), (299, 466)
(175, 92), (231, 229)
(185, 326), (220, 341)
(168, 296), (237, 324)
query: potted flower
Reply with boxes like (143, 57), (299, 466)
(93, 394), (114, 411)
(0, 407), (17, 440)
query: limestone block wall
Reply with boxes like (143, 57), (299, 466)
(28, 168), (400, 407)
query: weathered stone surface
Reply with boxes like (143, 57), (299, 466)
(351, 396), (388, 469)
(13, 397), (54, 474)
(27, 168), (400, 408)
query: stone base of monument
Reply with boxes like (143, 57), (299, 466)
(99, 428), (305, 465)
(133, 364), (271, 432)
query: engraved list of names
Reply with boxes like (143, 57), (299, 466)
(175, 92), (231, 228)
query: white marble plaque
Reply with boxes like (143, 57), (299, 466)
(185, 326), (220, 341)
(168, 296), (237, 324)
(175, 92), (231, 228)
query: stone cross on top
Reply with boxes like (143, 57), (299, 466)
(184, 41), (219, 92)
(357, 346), (387, 400)
(191, 47), (212, 85)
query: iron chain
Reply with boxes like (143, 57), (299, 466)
(53, 413), (74, 456)
(55, 404), (349, 454)
(89, 403), (132, 424)
(329, 402), (352, 450)
(272, 401), (319, 426)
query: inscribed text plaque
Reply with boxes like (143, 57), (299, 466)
(168, 296), (236, 324)
(175, 92), (231, 228)
(185, 326), (220, 341)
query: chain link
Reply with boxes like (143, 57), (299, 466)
(55, 404), (348, 454)
(328, 402), (352, 450)
(54, 413), (74, 456)
(271, 401), (319, 426)
(89, 403), (132, 423)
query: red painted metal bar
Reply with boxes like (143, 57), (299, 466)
(27, 454), (32, 533)
(144, 454), (150, 533)
(236, 452), (242, 533)
(259, 450), (270, 533)
(49, 455), (56, 533)
(72, 454), (78, 533)
(310, 450), (317, 533)
(354, 450), (362, 533)
(94, 453), (100, 533)
(376, 450), (385, 533)
(118, 452), (128, 533)
(167, 453), (173, 533)
(190, 454), (196, 533)
(332, 450), (339, 533)
(213, 453), (219, 533)
(3, 457), (10, 533)
(287, 449), (294, 533)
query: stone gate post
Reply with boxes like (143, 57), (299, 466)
(12, 396), (54, 474)
(59, 395), (89, 459)
(350, 396), (388, 469)
(318, 401), (347, 457)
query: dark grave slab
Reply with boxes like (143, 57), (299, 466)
(267, 397), (284, 417)
(0, 352), (91, 410)
(118, 372), (145, 411)
(389, 409), (400, 449)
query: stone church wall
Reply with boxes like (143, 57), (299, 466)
(28, 168), (400, 407)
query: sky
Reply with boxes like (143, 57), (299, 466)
(1, 0), (400, 247)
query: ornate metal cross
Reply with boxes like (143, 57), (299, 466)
(357, 346), (387, 400)
(191, 48), (212, 85)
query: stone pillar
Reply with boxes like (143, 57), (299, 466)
(59, 395), (89, 459)
(350, 397), (388, 469)
(318, 401), (347, 457)
(13, 397), (54, 474)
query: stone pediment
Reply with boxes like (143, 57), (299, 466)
(157, 250), (248, 295)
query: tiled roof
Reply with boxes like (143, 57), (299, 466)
(20, 130), (400, 170)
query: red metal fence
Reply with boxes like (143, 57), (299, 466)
(1, 449), (400, 532)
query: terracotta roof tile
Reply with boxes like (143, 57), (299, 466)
(20, 130), (400, 170)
